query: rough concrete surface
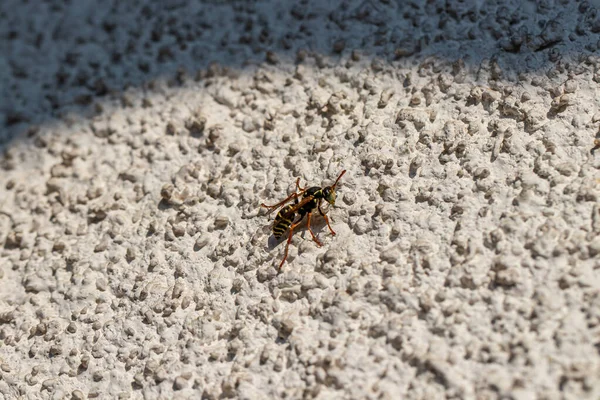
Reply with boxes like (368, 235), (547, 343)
(1, 0), (600, 399)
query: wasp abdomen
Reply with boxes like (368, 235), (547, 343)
(273, 204), (296, 239)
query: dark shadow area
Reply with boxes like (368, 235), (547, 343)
(1, 0), (599, 150)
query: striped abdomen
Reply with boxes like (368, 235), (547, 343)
(273, 205), (296, 239)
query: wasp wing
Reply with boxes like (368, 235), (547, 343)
(260, 188), (308, 217)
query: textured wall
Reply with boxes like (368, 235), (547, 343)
(1, 1), (599, 399)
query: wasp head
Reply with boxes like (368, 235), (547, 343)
(323, 169), (346, 206)
(322, 187), (337, 205)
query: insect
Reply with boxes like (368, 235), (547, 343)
(261, 170), (346, 271)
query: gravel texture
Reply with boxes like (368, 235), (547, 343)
(1, 1), (600, 399)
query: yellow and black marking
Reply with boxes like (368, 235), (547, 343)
(273, 203), (297, 239)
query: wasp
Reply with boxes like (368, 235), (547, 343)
(260, 170), (346, 271)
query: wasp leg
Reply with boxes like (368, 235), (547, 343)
(306, 211), (323, 247)
(279, 221), (301, 271)
(261, 192), (301, 215)
(318, 202), (336, 236)
(295, 177), (306, 192)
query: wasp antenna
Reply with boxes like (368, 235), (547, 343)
(332, 170), (347, 188)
